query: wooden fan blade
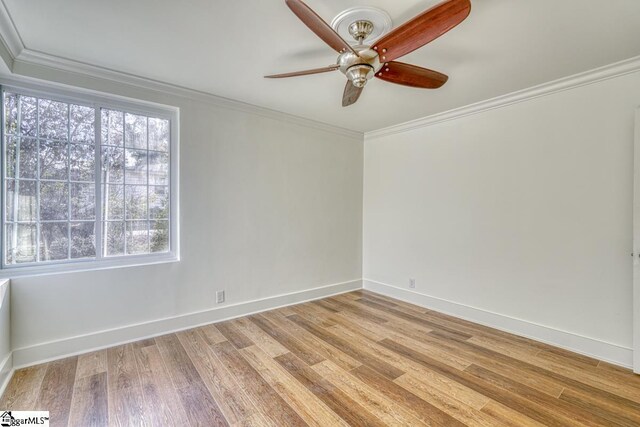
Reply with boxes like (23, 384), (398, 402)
(342, 81), (363, 107)
(373, 0), (471, 62)
(265, 64), (339, 78)
(285, 0), (357, 55)
(376, 62), (448, 88)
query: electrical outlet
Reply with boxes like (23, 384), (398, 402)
(409, 278), (416, 289)
(216, 290), (225, 304)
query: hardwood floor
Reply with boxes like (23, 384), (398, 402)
(2, 290), (640, 426)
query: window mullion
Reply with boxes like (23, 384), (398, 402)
(67, 103), (71, 261)
(95, 106), (103, 260)
(35, 97), (40, 262)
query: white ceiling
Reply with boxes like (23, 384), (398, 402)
(4, 0), (640, 132)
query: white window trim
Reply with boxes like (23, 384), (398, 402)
(0, 79), (180, 278)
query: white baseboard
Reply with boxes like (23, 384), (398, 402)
(363, 279), (633, 369)
(0, 352), (13, 397)
(12, 279), (362, 369)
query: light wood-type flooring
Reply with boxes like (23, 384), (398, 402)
(2, 290), (640, 426)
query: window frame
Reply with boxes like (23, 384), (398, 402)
(0, 81), (179, 277)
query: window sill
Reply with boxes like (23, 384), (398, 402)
(0, 253), (179, 279)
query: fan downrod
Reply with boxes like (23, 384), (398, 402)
(348, 20), (374, 44)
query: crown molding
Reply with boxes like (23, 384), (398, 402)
(365, 55), (640, 140)
(11, 49), (363, 139)
(0, 1), (22, 60)
(0, 2), (362, 140)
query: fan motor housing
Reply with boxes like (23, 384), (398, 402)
(338, 45), (383, 87)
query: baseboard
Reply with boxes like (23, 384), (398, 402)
(12, 279), (362, 368)
(0, 352), (13, 397)
(363, 279), (633, 369)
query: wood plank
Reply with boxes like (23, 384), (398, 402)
(426, 330), (640, 408)
(378, 338), (584, 427)
(76, 350), (107, 379)
(155, 334), (228, 426)
(241, 345), (349, 427)
(35, 356), (78, 427)
(355, 298), (473, 340)
(176, 329), (255, 425)
(230, 317), (288, 357)
(210, 341), (307, 427)
(465, 364), (612, 426)
(386, 327), (565, 398)
(248, 314), (325, 365)
(198, 324), (228, 345)
(106, 344), (149, 427)
(0, 364), (47, 410)
(328, 316), (473, 372)
(313, 360), (430, 426)
(325, 294), (392, 324)
(559, 386), (640, 426)
(480, 401), (547, 427)
(260, 311), (361, 371)
(68, 372), (108, 427)
(395, 373), (508, 427)
(287, 314), (404, 379)
(215, 321), (253, 349)
(133, 343), (190, 427)
(350, 364), (466, 427)
(275, 352), (386, 427)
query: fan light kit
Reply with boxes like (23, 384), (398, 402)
(265, 0), (472, 107)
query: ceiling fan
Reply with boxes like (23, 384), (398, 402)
(265, 0), (472, 107)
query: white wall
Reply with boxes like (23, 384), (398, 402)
(364, 70), (640, 365)
(5, 64), (363, 365)
(0, 280), (11, 389)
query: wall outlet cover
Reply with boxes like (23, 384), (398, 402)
(216, 291), (225, 304)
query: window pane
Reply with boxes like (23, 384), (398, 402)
(40, 222), (68, 261)
(70, 143), (95, 181)
(148, 151), (168, 185)
(40, 140), (68, 180)
(71, 183), (95, 220)
(19, 96), (37, 137)
(6, 137), (38, 179)
(125, 149), (147, 184)
(39, 99), (68, 141)
(101, 146), (124, 183)
(126, 221), (148, 254)
(149, 186), (169, 219)
(40, 182), (68, 221)
(103, 221), (124, 256)
(70, 105), (95, 144)
(150, 220), (169, 253)
(125, 185), (147, 220)
(125, 113), (147, 149)
(4, 93), (17, 134)
(102, 184), (124, 220)
(70, 222), (96, 259)
(6, 179), (37, 222)
(5, 223), (36, 264)
(3, 93), (172, 267)
(101, 109), (123, 146)
(149, 118), (169, 152)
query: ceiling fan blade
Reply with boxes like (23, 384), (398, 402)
(342, 81), (363, 107)
(376, 62), (448, 88)
(285, 0), (357, 55)
(373, 0), (471, 62)
(265, 64), (339, 78)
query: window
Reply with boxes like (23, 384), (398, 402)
(1, 86), (176, 272)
